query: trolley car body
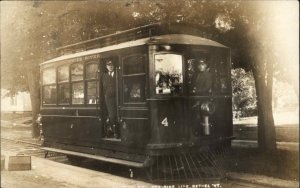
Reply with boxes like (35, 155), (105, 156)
(39, 25), (233, 168)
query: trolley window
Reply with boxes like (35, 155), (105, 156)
(58, 65), (69, 82)
(123, 56), (145, 75)
(87, 81), (97, 104)
(72, 82), (84, 104)
(58, 84), (70, 104)
(122, 55), (146, 103)
(154, 54), (183, 95)
(42, 68), (57, 104)
(185, 52), (213, 95)
(71, 62), (84, 104)
(57, 65), (70, 104)
(86, 63), (98, 79)
(42, 68), (56, 84)
(43, 85), (57, 104)
(85, 61), (99, 104)
(71, 63), (83, 81)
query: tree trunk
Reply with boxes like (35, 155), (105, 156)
(26, 63), (41, 138)
(253, 65), (277, 151)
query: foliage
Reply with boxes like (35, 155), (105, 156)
(232, 68), (257, 118)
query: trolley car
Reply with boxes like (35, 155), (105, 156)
(39, 24), (233, 178)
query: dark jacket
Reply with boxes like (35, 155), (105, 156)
(192, 71), (213, 95)
(102, 72), (116, 97)
(102, 72), (117, 120)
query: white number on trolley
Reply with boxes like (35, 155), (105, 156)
(162, 117), (168, 127)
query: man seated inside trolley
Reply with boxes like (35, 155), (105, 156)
(102, 60), (120, 139)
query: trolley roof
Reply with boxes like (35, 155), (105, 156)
(41, 34), (227, 66)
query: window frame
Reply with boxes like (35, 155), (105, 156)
(85, 61), (99, 105)
(122, 54), (147, 105)
(217, 54), (231, 94)
(57, 65), (70, 105)
(41, 68), (57, 105)
(70, 62), (85, 105)
(153, 52), (185, 97)
(184, 50), (215, 96)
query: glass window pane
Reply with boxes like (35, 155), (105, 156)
(58, 65), (69, 82)
(43, 68), (56, 84)
(186, 58), (213, 95)
(155, 54), (183, 94)
(123, 56), (145, 75)
(58, 84), (70, 104)
(72, 82), (84, 104)
(87, 81), (98, 104)
(220, 77), (228, 93)
(86, 63), (98, 79)
(43, 85), (56, 104)
(123, 76), (145, 103)
(219, 60), (228, 75)
(71, 63), (83, 81)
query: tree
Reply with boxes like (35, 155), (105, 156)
(226, 1), (298, 150)
(1, 1), (74, 137)
(232, 68), (256, 118)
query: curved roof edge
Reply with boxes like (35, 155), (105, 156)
(149, 34), (227, 48)
(41, 34), (227, 66)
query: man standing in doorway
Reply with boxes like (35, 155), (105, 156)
(102, 60), (119, 138)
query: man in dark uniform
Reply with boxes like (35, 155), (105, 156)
(102, 60), (119, 138)
(191, 59), (213, 136)
(192, 59), (213, 95)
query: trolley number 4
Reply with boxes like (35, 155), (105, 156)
(161, 117), (168, 127)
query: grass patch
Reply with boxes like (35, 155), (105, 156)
(1, 112), (32, 121)
(222, 147), (299, 181)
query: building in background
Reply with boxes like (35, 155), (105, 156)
(1, 89), (32, 112)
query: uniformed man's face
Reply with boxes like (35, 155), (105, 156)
(106, 62), (114, 72)
(198, 63), (207, 72)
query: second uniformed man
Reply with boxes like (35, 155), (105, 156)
(192, 59), (213, 95)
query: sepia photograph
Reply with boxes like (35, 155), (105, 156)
(1, 1), (299, 187)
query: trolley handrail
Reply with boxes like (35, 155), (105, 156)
(56, 23), (161, 55)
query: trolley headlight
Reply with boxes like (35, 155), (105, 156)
(200, 101), (216, 115)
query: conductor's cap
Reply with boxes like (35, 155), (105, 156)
(198, 59), (207, 64)
(106, 60), (113, 65)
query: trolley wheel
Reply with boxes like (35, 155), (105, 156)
(67, 155), (84, 165)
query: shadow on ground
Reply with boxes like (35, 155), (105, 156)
(221, 147), (299, 181)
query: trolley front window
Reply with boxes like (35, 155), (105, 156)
(154, 54), (183, 95)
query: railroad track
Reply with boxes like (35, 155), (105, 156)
(1, 137), (281, 187)
(1, 137), (227, 180)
